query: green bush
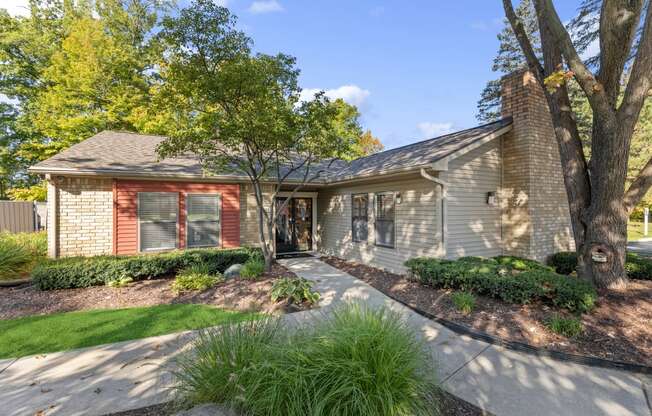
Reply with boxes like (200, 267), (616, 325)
(549, 251), (652, 280)
(32, 247), (258, 290)
(174, 304), (439, 416)
(239, 258), (265, 280)
(405, 256), (597, 313)
(270, 277), (320, 305)
(107, 277), (134, 288)
(172, 264), (223, 293)
(546, 315), (583, 338)
(0, 232), (47, 279)
(451, 291), (475, 314)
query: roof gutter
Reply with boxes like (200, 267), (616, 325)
(420, 168), (447, 257)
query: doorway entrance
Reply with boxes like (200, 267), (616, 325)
(275, 197), (313, 254)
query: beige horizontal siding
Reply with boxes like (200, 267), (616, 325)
(445, 139), (503, 258)
(317, 176), (443, 274)
(239, 183), (273, 247)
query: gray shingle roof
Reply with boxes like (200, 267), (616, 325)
(30, 118), (512, 183)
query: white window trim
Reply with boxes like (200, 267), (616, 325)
(185, 193), (222, 249)
(137, 192), (179, 253)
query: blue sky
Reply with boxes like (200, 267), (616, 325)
(4, 0), (583, 150)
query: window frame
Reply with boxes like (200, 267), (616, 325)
(351, 193), (369, 243)
(374, 191), (396, 249)
(185, 193), (222, 249)
(137, 192), (179, 253)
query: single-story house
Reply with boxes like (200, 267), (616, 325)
(30, 70), (575, 273)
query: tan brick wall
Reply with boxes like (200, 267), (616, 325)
(54, 177), (113, 257)
(500, 70), (575, 261)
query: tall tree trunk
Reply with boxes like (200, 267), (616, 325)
(252, 180), (275, 272)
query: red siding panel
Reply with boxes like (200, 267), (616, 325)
(114, 180), (240, 255)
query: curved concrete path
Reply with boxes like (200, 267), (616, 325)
(0, 257), (650, 416)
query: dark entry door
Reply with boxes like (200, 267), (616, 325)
(275, 197), (313, 253)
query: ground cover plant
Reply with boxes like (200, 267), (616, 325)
(239, 258), (265, 280)
(174, 304), (439, 416)
(0, 304), (258, 358)
(546, 315), (583, 338)
(450, 291), (475, 314)
(31, 247), (258, 290)
(548, 251), (652, 280)
(270, 277), (320, 305)
(0, 231), (47, 280)
(405, 255), (596, 313)
(172, 264), (224, 293)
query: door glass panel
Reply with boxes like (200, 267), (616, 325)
(294, 198), (312, 251)
(275, 198), (293, 253)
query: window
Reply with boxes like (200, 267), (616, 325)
(351, 193), (368, 242)
(186, 194), (220, 248)
(375, 192), (395, 248)
(138, 192), (178, 252)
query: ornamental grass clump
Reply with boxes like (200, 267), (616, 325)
(174, 303), (440, 416)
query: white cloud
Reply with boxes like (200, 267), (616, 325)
(300, 85), (370, 108)
(417, 122), (454, 138)
(248, 0), (283, 14)
(214, 0), (229, 6)
(2, 0), (30, 17)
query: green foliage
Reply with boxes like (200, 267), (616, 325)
(270, 277), (320, 305)
(0, 231), (47, 280)
(0, 304), (257, 359)
(7, 182), (47, 201)
(451, 291), (475, 314)
(174, 304), (439, 416)
(549, 251), (652, 280)
(172, 264), (223, 293)
(32, 247), (259, 290)
(546, 315), (583, 338)
(405, 256), (597, 313)
(107, 276), (134, 288)
(239, 258), (265, 280)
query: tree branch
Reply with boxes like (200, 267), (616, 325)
(502, 0), (545, 85)
(534, 0), (614, 117)
(624, 156), (652, 213)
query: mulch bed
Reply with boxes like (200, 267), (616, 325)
(0, 263), (296, 320)
(321, 256), (652, 367)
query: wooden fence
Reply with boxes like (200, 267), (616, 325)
(0, 201), (46, 233)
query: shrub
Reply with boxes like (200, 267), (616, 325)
(107, 277), (134, 288)
(0, 232), (46, 279)
(546, 315), (583, 338)
(549, 251), (652, 280)
(32, 247), (258, 290)
(405, 256), (597, 313)
(239, 258), (265, 280)
(172, 264), (223, 293)
(494, 255), (552, 271)
(451, 291), (475, 314)
(270, 277), (320, 305)
(174, 304), (439, 416)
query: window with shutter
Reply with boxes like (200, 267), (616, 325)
(138, 192), (178, 252)
(186, 194), (220, 248)
(375, 192), (395, 248)
(351, 194), (368, 242)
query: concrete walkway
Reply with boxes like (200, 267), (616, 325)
(1, 257), (650, 416)
(628, 238), (652, 257)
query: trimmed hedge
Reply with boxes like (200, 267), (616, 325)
(405, 256), (597, 313)
(548, 251), (652, 280)
(32, 247), (259, 290)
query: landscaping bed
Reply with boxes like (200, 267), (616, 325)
(0, 263), (296, 320)
(321, 256), (652, 367)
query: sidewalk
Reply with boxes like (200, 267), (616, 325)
(1, 257), (650, 416)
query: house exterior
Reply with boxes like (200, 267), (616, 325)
(30, 70), (575, 273)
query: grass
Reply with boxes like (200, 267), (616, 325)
(546, 314), (583, 338)
(628, 221), (649, 241)
(172, 263), (224, 293)
(0, 231), (47, 280)
(451, 291), (475, 314)
(0, 304), (258, 358)
(175, 303), (439, 416)
(239, 258), (265, 280)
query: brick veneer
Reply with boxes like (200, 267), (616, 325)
(50, 177), (114, 257)
(500, 70), (575, 260)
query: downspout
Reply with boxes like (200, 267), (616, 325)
(420, 168), (447, 257)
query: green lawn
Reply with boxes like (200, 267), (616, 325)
(628, 221), (649, 241)
(0, 304), (259, 359)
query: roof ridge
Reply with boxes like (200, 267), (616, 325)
(346, 117), (513, 164)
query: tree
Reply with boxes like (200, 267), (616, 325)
(350, 130), (384, 160)
(502, 0), (652, 288)
(155, 0), (361, 270)
(477, 0), (540, 122)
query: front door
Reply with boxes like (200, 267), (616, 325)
(275, 197), (313, 253)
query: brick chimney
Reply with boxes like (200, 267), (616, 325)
(500, 69), (575, 260)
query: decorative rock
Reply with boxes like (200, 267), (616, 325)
(174, 403), (238, 416)
(223, 264), (243, 279)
